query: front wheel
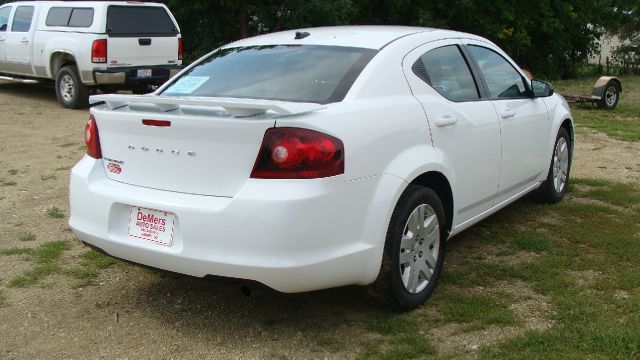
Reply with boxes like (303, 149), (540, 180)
(374, 185), (446, 310)
(537, 127), (571, 203)
(55, 65), (89, 109)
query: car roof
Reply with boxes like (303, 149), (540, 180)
(223, 26), (480, 50)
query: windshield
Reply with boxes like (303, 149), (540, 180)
(161, 45), (377, 104)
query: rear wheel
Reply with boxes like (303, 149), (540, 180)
(55, 65), (89, 109)
(537, 127), (571, 203)
(373, 185), (446, 310)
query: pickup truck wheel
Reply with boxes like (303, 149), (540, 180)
(55, 66), (89, 109)
(369, 185), (446, 310)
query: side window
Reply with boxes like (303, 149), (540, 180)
(11, 5), (34, 32)
(412, 45), (480, 102)
(46, 8), (72, 26)
(0, 6), (12, 32)
(468, 46), (527, 99)
(68, 8), (94, 27)
(46, 8), (94, 27)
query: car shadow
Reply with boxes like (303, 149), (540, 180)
(0, 81), (59, 104)
(125, 271), (385, 341)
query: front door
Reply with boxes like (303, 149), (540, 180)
(402, 40), (502, 227)
(463, 42), (551, 202)
(0, 6), (11, 67)
(5, 5), (34, 75)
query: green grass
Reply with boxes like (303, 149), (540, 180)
(0, 243), (118, 288)
(54, 166), (71, 171)
(359, 178), (640, 358)
(436, 291), (519, 329)
(5, 240), (70, 288)
(46, 206), (64, 219)
(80, 249), (118, 269)
(364, 316), (436, 359)
(40, 174), (56, 181)
(18, 233), (36, 242)
(7, 169), (18, 175)
(0, 179), (17, 186)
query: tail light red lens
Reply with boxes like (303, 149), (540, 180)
(85, 115), (102, 159)
(251, 128), (344, 179)
(178, 38), (183, 60)
(91, 39), (107, 63)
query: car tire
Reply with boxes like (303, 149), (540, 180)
(371, 185), (446, 311)
(537, 127), (571, 203)
(598, 82), (620, 110)
(55, 65), (89, 109)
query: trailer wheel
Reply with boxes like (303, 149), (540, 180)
(598, 82), (620, 110)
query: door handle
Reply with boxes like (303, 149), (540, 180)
(500, 108), (516, 119)
(20, 38), (29, 44)
(434, 115), (458, 127)
(0, 38), (4, 42)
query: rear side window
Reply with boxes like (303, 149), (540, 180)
(468, 46), (528, 99)
(107, 6), (177, 36)
(0, 6), (11, 32)
(11, 5), (34, 32)
(161, 45), (377, 104)
(413, 45), (480, 102)
(46, 7), (94, 27)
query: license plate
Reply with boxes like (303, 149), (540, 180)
(128, 206), (175, 246)
(137, 69), (152, 78)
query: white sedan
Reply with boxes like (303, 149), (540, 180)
(69, 26), (573, 310)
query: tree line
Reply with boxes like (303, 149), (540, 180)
(163, 0), (639, 79)
(0, 0), (637, 78)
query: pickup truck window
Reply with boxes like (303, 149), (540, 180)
(107, 6), (177, 36)
(0, 7), (10, 32)
(11, 5), (34, 32)
(46, 7), (94, 27)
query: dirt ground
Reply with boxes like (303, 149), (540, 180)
(0, 81), (636, 359)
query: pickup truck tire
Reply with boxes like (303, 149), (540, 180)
(55, 65), (89, 109)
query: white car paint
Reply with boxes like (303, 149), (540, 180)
(69, 26), (573, 293)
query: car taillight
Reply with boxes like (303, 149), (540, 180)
(85, 115), (102, 159)
(178, 38), (183, 60)
(251, 128), (344, 179)
(91, 39), (107, 63)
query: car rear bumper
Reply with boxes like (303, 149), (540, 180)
(92, 65), (182, 87)
(69, 156), (403, 292)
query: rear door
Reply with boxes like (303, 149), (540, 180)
(0, 5), (11, 66)
(105, 5), (180, 67)
(402, 40), (502, 226)
(464, 42), (550, 202)
(4, 4), (34, 74)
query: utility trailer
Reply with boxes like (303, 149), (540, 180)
(559, 76), (622, 110)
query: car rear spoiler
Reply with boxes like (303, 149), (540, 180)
(89, 94), (326, 117)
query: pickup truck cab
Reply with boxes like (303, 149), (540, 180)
(0, 1), (183, 108)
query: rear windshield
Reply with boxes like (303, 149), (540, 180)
(161, 45), (377, 104)
(106, 6), (177, 36)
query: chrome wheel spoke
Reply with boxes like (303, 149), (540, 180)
(399, 251), (413, 266)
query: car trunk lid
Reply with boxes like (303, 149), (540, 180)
(89, 94), (325, 197)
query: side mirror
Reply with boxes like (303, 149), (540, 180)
(0, 24), (7, 32)
(531, 79), (554, 97)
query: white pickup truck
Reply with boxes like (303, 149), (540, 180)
(0, 1), (183, 108)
